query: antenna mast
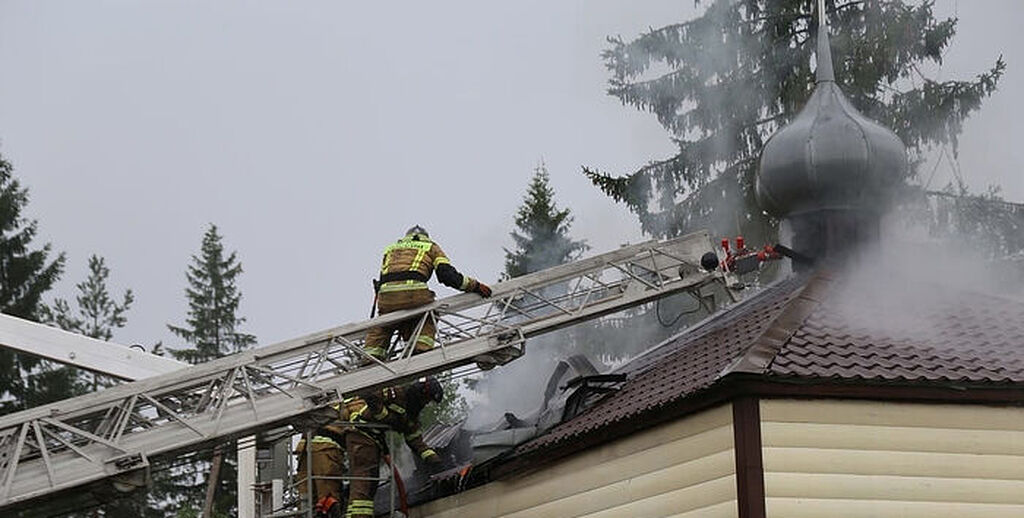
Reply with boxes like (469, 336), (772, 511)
(815, 0), (835, 82)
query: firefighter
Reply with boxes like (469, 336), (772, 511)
(293, 378), (443, 518)
(293, 433), (344, 518)
(340, 378), (445, 518)
(365, 225), (492, 361)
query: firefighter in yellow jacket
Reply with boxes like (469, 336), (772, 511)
(365, 225), (492, 360)
(294, 434), (345, 517)
(340, 378), (445, 518)
(294, 379), (444, 517)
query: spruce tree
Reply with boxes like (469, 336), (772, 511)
(501, 164), (666, 367)
(502, 165), (702, 367)
(42, 257), (158, 518)
(41, 253), (135, 396)
(0, 151), (70, 415)
(166, 223), (255, 518)
(168, 223), (256, 363)
(465, 165), (592, 424)
(504, 162), (588, 279)
(44, 255), (134, 341)
(585, 0), (1004, 243)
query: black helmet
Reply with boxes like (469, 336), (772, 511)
(420, 376), (443, 403)
(406, 225), (429, 238)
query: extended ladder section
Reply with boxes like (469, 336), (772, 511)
(0, 231), (720, 511)
(0, 313), (187, 381)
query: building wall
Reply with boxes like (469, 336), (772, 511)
(411, 404), (737, 518)
(760, 399), (1024, 518)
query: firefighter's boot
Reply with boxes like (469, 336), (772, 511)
(315, 495), (342, 518)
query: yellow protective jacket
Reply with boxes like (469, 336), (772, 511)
(376, 233), (479, 295)
(315, 386), (438, 461)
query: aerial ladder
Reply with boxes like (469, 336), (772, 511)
(0, 313), (187, 381)
(0, 231), (724, 514)
(0, 310), (270, 516)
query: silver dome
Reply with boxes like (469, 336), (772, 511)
(755, 3), (907, 218)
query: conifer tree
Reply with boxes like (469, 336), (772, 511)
(501, 164), (666, 366)
(502, 164), (701, 367)
(42, 254), (135, 397)
(0, 151), (70, 415)
(586, 0), (1004, 243)
(44, 255), (134, 342)
(504, 162), (588, 279)
(166, 223), (255, 518)
(463, 164), (591, 421)
(168, 223), (256, 363)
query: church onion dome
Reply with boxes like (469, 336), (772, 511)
(755, 3), (907, 218)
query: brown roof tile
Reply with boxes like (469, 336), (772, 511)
(767, 273), (1024, 384)
(513, 269), (1024, 458)
(516, 274), (808, 454)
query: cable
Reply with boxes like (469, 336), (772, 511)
(655, 296), (706, 328)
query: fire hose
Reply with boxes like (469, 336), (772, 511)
(383, 454), (409, 516)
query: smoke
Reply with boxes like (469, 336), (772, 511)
(462, 290), (719, 429)
(798, 197), (1024, 352)
(618, 1), (780, 244)
(463, 331), (568, 429)
(462, 0), (1024, 440)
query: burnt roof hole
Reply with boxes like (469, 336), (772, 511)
(561, 373), (628, 422)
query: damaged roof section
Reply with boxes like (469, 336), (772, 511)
(394, 266), (1024, 512)
(378, 352), (612, 510)
(511, 269), (1024, 469)
(516, 272), (810, 456)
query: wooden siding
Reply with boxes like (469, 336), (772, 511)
(760, 399), (1024, 517)
(411, 404), (737, 518)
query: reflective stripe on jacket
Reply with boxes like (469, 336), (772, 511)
(341, 387), (434, 458)
(378, 235), (450, 293)
(294, 435), (341, 452)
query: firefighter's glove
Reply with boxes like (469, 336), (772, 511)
(474, 282), (492, 298)
(422, 450), (444, 474)
(422, 449), (443, 465)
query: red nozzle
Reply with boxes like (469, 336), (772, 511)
(721, 238), (730, 252)
(735, 236), (745, 251)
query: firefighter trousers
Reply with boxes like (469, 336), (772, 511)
(295, 440), (344, 503)
(344, 431), (380, 518)
(364, 289), (436, 359)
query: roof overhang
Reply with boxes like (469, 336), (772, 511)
(491, 374), (1024, 480)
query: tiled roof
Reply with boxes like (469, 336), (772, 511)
(513, 269), (1024, 458)
(770, 278), (1024, 384)
(516, 274), (807, 454)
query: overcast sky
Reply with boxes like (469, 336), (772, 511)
(2, 0), (1021, 351)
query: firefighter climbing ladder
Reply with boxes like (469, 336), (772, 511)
(0, 230), (722, 512)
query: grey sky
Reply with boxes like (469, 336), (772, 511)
(1, 1), (1021, 350)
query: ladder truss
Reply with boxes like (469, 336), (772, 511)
(0, 312), (187, 380)
(0, 231), (719, 511)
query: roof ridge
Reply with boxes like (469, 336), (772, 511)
(723, 270), (833, 376)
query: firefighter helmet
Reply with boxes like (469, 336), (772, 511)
(420, 376), (444, 403)
(406, 225), (429, 238)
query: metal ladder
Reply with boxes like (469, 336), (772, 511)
(0, 230), (720, 512)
